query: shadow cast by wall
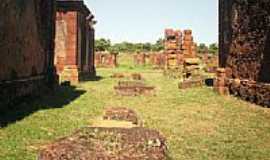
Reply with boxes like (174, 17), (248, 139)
(0, 85), (86, 128)
(82, 75), (103, 82)
(259, 28), (270, 83)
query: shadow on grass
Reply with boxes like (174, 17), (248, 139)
(83, 75), (103, 82)
(0, 85), (86, 128)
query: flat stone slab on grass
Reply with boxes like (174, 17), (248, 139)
(103, 107), (139, 125)
(131, 73), (143, 80)
(38, 127), (167, 160)
(114, 81), (155, 96)
(111, 73), (126, 78)
(179, 79), (203, 89)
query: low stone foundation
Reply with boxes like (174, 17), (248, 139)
(39, 107), (167, 160)
(179, 79), (203, 89)
(131, 73), (143, 80)
(111, 73), (126, 78)
(227, 79), (270, 107)
(114, 81), (155, 96)
(214, 68), (270, 107)
(103, 107), (140, 125)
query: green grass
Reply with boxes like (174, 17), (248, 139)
(1, 58), (270, 159)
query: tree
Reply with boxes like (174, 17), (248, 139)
(142, 43), (152, 52)
(95, 38), (111, 52)
(197, 43), (208, 54)
(152, 38), (164, 51)
(95, 38), (165, 53)
(208, 43), (218, 54)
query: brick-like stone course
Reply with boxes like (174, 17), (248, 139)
(0, 0), (56, 107)
(218, 0), (270, 107)
(55, 0), (96, 84)
(95, 52), (118, 68)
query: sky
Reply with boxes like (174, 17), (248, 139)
(85, 0), (218, 45)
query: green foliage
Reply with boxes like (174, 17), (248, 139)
(152, 38), (164, 52)
(197, 43), (218, 55)
(197, 43), (208, 54)
(208, 43), (218, 54)
(95, 38), (164, 53)
(95, 38), (111, 52)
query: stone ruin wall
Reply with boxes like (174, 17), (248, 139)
(55, 11), (78, 74)
(218, 0), (270, 107)
(95, 52), (118, 68)
(55, 0), (96, 83)
(0, 0), (56, 107)
(133, 29), (198, 69)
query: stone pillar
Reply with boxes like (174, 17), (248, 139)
(60, 12), (80, 84)
(214, 68), (229, 95)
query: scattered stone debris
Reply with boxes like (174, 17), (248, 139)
(103, 107), (140, 125)
(179, 58), (204, 89)
(114, 81), (155, 96)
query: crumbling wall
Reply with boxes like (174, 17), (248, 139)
(134, 53), (146, 65)
(0, 0), (56, 107)
(225, 0), (270, 81)
(218, 0), (270, 107)
(95, 52), (118, 68)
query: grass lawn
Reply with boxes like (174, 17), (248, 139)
(1, 55), (270, 159)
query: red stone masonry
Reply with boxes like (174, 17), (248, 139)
(55, 0), (96, 84)
(218, 0), (270, 107)
(0, 0), (56, 107)
(95, 52), (118, 68)
(164, 29), (198, 69)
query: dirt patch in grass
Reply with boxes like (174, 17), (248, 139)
(39, 127), (167, 160)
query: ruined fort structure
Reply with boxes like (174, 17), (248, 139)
(95, 52), (118, 68)
(133, 29), (198, 69)
(182, 30), (197, 58)
(55, 0), (96, 84)
(134, 52), (147, 66)
(164, 29), (183, 69)
(149, 52), (167, 69)
(0, 0), (56, 107)
(217, 0), (270, 107)
(164, 29), (197, 69)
